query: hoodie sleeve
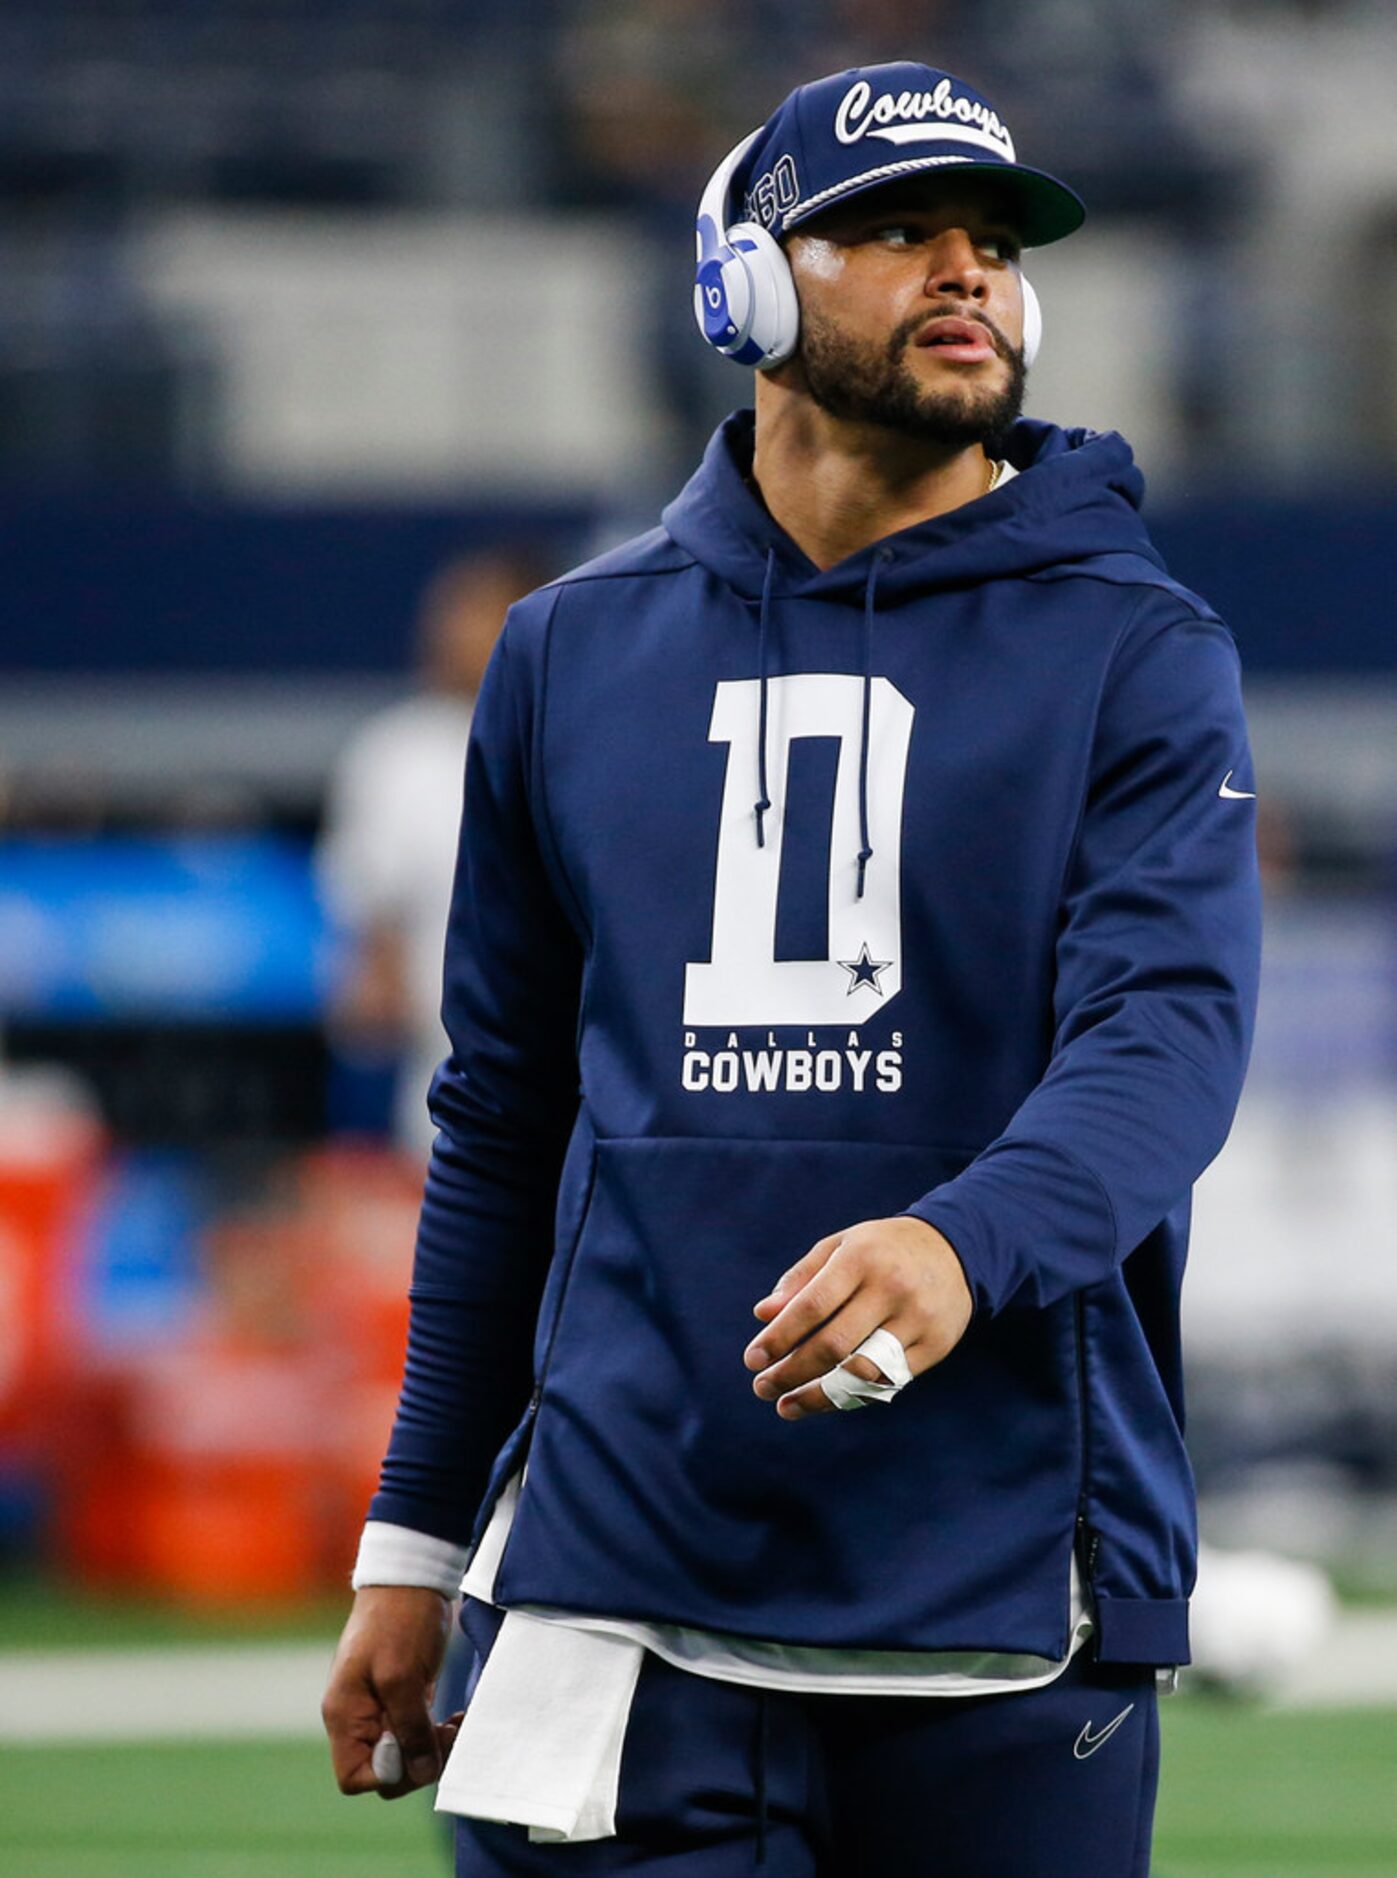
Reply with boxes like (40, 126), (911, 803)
(904, 594), (1261, 1315)
(367, 599), (584, 1543)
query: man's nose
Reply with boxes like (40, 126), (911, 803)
(923, 229), (989, 302)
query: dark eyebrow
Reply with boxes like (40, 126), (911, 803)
(799, 196), (1024, 247)
(856, 212), (1023, 249)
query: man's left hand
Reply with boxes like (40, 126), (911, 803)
(744, 1217), (973, 1419)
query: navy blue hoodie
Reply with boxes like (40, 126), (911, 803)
(371, 413), (1261, 1668)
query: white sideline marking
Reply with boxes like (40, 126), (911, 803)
(1, 1613), (1397, 1745)
(0, 1642), (334, 1743)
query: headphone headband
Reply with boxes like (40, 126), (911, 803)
(695, 130), (760, 265)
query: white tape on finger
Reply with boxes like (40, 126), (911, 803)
(817, 1327), (913, 1411)
(372, 1730), (404, 1786)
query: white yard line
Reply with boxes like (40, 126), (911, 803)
(1, 1614), (1396, 1745)
(0, 1642), (335, 1743)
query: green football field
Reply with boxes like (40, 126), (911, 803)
(1, 1702), (1394, 1877)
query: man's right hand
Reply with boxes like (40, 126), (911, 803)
(322, 1585), (458, 1799)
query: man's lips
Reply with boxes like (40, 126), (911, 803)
(913, 315), (999, 363)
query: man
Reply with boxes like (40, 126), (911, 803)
(323, 61), (1261, 1875)
(317, 549), (546, 1156)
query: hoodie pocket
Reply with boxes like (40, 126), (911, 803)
(498, 1133), (1082, 1656)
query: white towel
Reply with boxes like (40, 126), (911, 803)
(435, 1609), (644, 1843)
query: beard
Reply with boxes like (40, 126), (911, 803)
(798, 301), (1026, 453)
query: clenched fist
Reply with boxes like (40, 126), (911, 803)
(322, 1585), (460, 1800)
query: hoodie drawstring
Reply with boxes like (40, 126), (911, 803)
(753, 544), (886, 896)
(855, 550), (888, 900)
(753, 549), (776, 848)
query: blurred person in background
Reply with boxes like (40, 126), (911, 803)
(324, 60), (1261, 1873)
(316, 548), (547, 1158)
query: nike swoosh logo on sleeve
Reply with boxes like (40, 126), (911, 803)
(1219, 771), (1256, 799)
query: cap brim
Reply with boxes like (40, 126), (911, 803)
(783, 159), (1085, 248)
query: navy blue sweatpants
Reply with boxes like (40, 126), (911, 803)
(451, 1602), (1160, 1876)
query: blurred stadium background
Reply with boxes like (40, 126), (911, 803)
(0, 2), (1394, 1872)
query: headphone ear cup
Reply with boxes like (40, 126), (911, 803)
(1020, 274), (1042, 369)
(694, 248), (754, 354)
(723, 221), (800, 370)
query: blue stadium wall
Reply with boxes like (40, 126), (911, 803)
(0, 494), (1392, 675)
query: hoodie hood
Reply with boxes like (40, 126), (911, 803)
(662, 410), (1162, 603)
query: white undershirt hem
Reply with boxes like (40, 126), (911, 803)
(355, 1464), (1094, 1699)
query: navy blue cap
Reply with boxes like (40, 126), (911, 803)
(735, 62), (1085, 249)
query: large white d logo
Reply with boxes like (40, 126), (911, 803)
(684, 673), (913, 1027)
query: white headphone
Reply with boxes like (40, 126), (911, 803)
(693, 130), (1042, 372)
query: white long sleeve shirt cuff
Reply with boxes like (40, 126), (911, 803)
(351, 1520), (470, 1598)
